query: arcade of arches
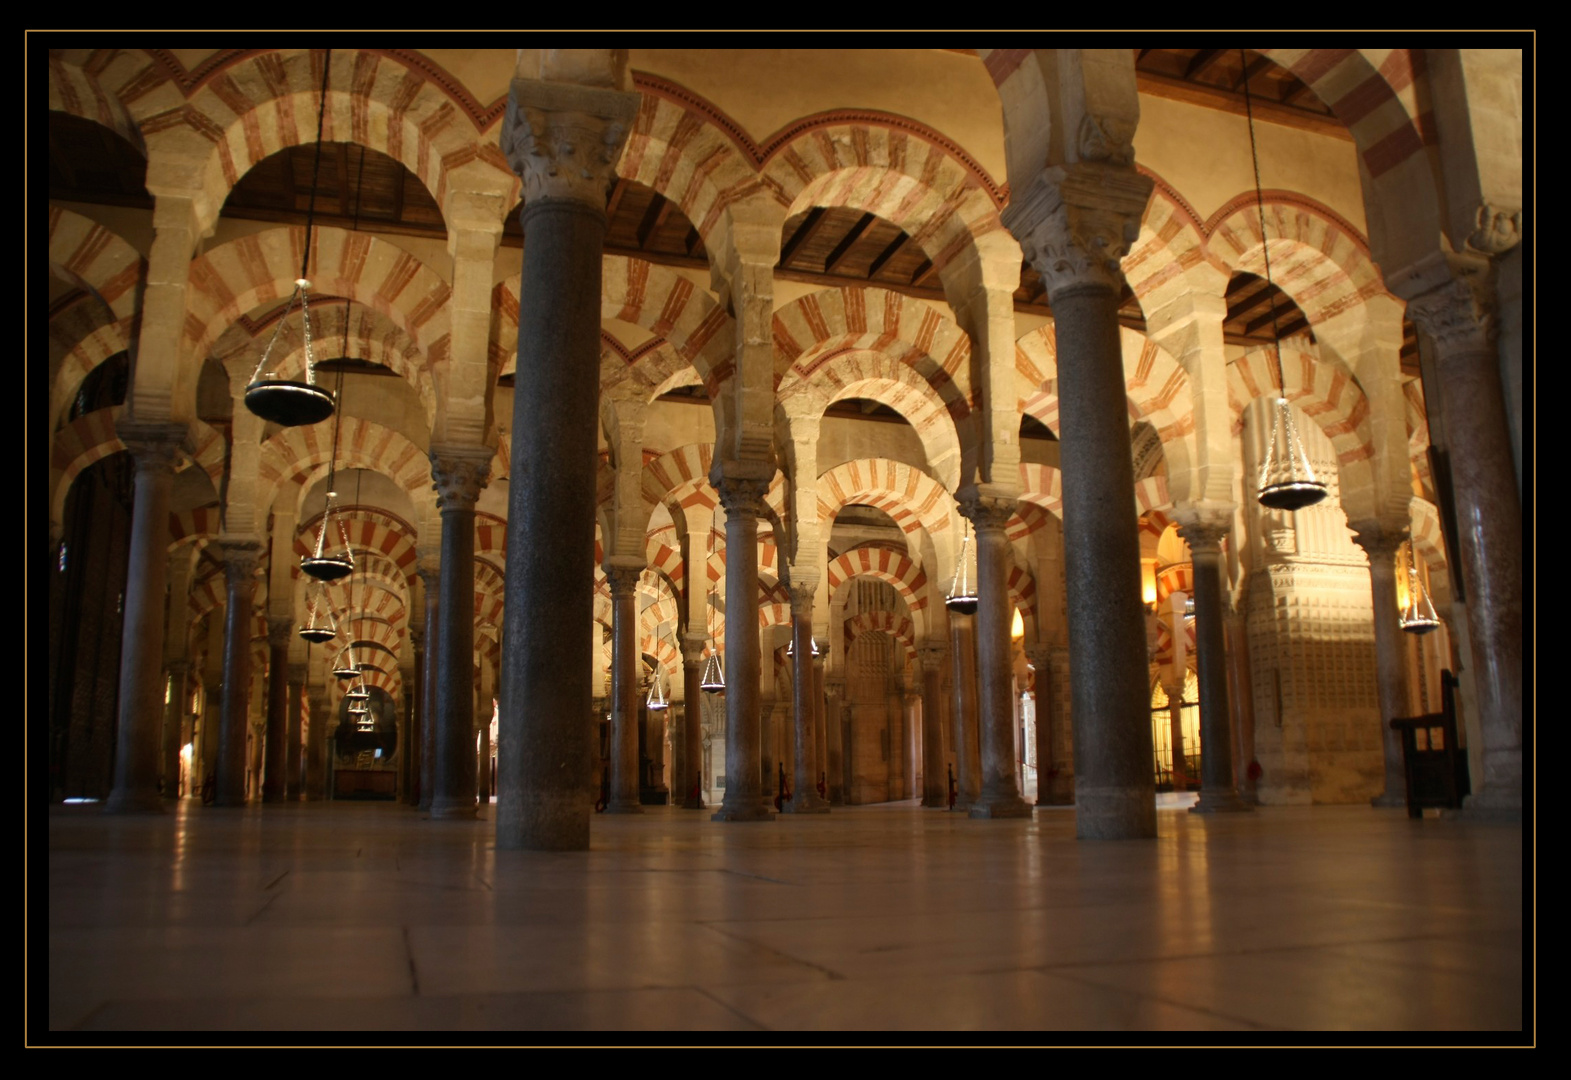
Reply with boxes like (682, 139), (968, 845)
(42, 47), (1527, 1033)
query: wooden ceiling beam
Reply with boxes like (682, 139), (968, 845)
(636, 193), (673, 250)
(1184, 49), (1227, 80)
(866, 231), (910, 278)
(1234, 52), (1273, 90)
(909, 257), (936, 288)
(779, 206), (829, 267)
(823, 211), (877, 274)
(1244, 303), (1293, 336)
(605, 177), (628, 220)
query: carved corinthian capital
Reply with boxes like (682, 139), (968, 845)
(1002, 163), (1152, 297)
(717, 477), (771, 520)
(430, 445), (492, 512)
(959, 494), (1017, 534)
(1405, 266), (1497, 353)
(500, 80), (640, 208)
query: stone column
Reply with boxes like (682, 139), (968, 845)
(285, 662), (306, 800)
(1181, 521), (1250, 813)
(1165, 679), (1188, 791)
(783, 585), (829, 813)
(1024, 643), (1054, 805)
(306, 684), (328, 800)
(1403, 261), (1522, 816)
(418, 566), (440, 811)
(102, 424), (187, 813)
(476, 693), (492, 806)
(812, 653), (829, 802)
(1351, 527), (1412, 808)
(712, 477), (773, 822)
(496, 71), (639, 850)
(161, 661), (190, 800)
(406, 627), (424, 806)
(680, 632), (706, 807)
(1224, 612), (1258, 804)
(948, 614), (982, 809)
(261, 618), (290, 803)
(211, 539), (263, 807)
(603, 563), (644, 813)
(200, 676), (221, 798)
(429, 447), (490, 820)
(1007, 164), (1156, 839)
(919, 645), (948, 807)
(824, 675), (845, 804)
(961, 497), (1030, 818)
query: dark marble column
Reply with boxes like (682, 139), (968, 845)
(604, 563), (644, 814)
(1007, 165), (1156, 839)
(948, 614), (981, 809)
(285, 662), (306, 800)
(261, 618), (290, 803)
(1351, 528), (1411, 809)
(824, 675), (845, 805)
(961, 497), (1030, 818)
(495, 75), (639, 850)
(680, 632), (706, 808)
(1224, 613), (1258, 804)
(405, 628), (424, 806)
(812, 653), (829, 803)
(104, 423), (188, 814)
(212, 539), (264, 807)
(161, 660), (190, 800)
(429, 447), (490, 820)
(783, 585), (829, 813)
(1180, 523), (1250, 813)
(712, 477), (774, 822)
(919, 646), (947, 806)
(418, 564), (439, 812)
(306, 685), (328, 800)
(1406, 263), (1522, 817)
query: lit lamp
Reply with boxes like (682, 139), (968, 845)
(1141, 558), (1159, 612)
(699, 652), (725, 694)
(1011, 608), (1025, 640)
(1398, 540), (1441, 635)
(645, 668), (668, 712)
(945, 520), (978, 615)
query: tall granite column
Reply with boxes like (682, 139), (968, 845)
(919, 645), (947, 807)
(1351, 527), (1412, 808)
(103, 424), (188, 813)
(1164, 678), (1188, 791)
(285, 662), (306, 800)
(1404, 261), (1523, 816)
(306, 684), (328, 800)
(812, 652), (829, 801)
(496, 72), (639, 849)
(1180, 522), (1249, 813)
(712, 478), (774, 822)
(418, 565), (439, 811)
(680, 632), (706, 807)
(824, 676), (846, 804)
(212, 539), (263, 807)
(161, 661), (190, 800)
(406, 627), (424, 806)
(1006, 164), (1156, 839)
(261, 618), (291, 803)
(962, 498), (1030, 818)
(604, 563), (644, 814)
(948, 614), (982, 809)
(783, 585), (829, 813)
(1224, 612), (1258, 804)
(429, 448), (490, 820)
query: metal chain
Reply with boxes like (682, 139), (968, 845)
(1239, 48), (1287, 397)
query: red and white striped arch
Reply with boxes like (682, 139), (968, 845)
(1016, 324), (1194, 445)
(1227, 344), (1374, 469)
(843, 611), (919, 669)
(47, 54), (148, 153)
(50, 409), (225, 527)
(258, 417), (431, 518)
(816, 458), (955, 547)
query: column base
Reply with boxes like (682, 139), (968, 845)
(1074, 785), (1158, 840)
(1449, 789), (1523, 823)
(711, 801), (774, 822)
(103, 788), (165, 814)
(968, 795), (1032, 819)
(780, 793), (830, 814)
(604, 800), (644, 815)
(496, 791), (591, 851)
(428, 798), (478, 820)
(921, 795), (947, 808)
(1190, 789), (1253, 814)
(1370, 791), (1407, 809)
(681, 796), (706, 810)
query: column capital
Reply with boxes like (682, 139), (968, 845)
(266, 617), (292, 648)
(716, 475), (771, 519)
(1023, 643), (1054, 673)
(958, 492), (1017, 533)
(1349, 522), (1408, 563)
(114, 419), (191, 473)
(604, 560), (644, 597)
(211, 536), (265, 581)
(680, 632), (708, 664)
(1176, 521), (1231, 557)
(430, 444), (492, 512)
(1390, 251), (1497, 351)
(287, 662), (308, 684)
(501, 78), (640, 209)
(408, 628), (425, 650)
(166, 658), (191, 678)
(1002, 163), (1152, 298)
(787, 582), (816, 614)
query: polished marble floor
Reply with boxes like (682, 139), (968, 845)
(42, 797), (1526, 1038)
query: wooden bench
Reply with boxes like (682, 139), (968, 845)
(1389, 670), (1471, 818)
